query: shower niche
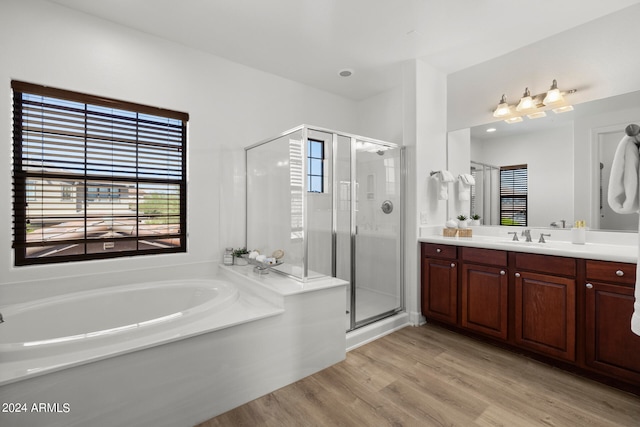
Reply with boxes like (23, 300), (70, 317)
(245, 125), (404, 331)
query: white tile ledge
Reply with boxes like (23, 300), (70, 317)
(419, 226), (638, 263)
(220, 264), (348, 296)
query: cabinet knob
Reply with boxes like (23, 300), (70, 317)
(436, 248), (442, 253)
(616, 270), (624, 277)
(500, 270), (506, 276)
(515, 273), (521, 278)
(450, 263), (456, 268)
(586, 283), (593, 289)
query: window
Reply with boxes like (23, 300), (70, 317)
(307, 139), (324, 193)
(11, 81), (188, 266)
(500, 164), (528, 226)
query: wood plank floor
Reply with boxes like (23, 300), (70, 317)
(197, 324), (640, 427)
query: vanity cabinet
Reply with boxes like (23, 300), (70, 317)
(584, 260), (640, 383)
(421, 243), (458, 325)
(513, 253), (576, 362)
(460, 247), (508, 340)
(421, 242), (639, 394)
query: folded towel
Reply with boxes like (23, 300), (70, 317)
(458, 174), (475, 201)
(607, 135), (640, 336)
(459, 174), (476, 186)
(608, 135), (640, 214)
(434, 170), (455, 200)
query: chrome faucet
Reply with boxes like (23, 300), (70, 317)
(0, 312), (3, 323)
(539, 233), (551, 243)
(521, 229), (532, 242)
(550, 219), (566, 228)
(507, 231), (519, 241)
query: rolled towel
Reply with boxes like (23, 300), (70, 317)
(434, 170), (455, 200)
(255, 254), (267, 263)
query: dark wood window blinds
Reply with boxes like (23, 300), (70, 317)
(11, 81), (188, 265)
(500, 164), (528, 227)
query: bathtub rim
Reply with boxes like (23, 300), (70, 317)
(0, 277), (284, 387)
(0, 279), (240, 358)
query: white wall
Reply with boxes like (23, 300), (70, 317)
(0, 0), (359, 302)
(447, 3), (640, 132)
(404, 59), (448, 324)
(356, 86), (403, 144)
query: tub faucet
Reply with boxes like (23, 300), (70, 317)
(521, 229), (532, 242)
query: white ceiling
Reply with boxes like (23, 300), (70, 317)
(50, 0), (640, 100)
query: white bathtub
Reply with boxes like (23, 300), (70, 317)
(0, 269), (346, 427)
(0, 279), (239, 363)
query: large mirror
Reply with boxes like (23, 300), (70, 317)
(448, 90), (640, 231)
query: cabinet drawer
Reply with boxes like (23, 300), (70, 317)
(422, 243), (457, 260)
(460, 247), (507, 266)
(514, 253), (576, 277)
(586, 260), (636, 286)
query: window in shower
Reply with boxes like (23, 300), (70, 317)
(11, 80), (188, 266)
(500, 164), (528, 226)
(307, 138), (324, 193)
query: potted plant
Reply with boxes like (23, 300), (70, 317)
(457, 214), (468, 229)
(471, 214), (481, 226)
(232, 247), (249, 265)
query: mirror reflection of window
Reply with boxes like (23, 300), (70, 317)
(500, 164), (528, 226)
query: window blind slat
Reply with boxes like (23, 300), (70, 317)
(12, 81), (187, 265)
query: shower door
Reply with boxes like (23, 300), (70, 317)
(349, 140), (404, 329)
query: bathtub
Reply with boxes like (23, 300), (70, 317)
(0, 279), (239, 364)
(0, 269), (346, 427)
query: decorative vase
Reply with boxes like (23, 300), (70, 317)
(458, 219), (468, 229)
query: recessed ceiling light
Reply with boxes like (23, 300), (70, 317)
(338, 69), (354, 77)
(486, 128), (497, 133)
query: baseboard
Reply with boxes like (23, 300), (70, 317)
(346, 312), (411, 352)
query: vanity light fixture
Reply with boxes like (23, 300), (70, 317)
(492, 94), (511, 118)
(491, 79), (576, 124)
(516, 88), (534, 112)
(526, 111), (547, 119)
(552, 105), (574, 114)
(542, 79), (563, 106)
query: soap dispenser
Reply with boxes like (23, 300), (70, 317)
(571, 221), (586, 245)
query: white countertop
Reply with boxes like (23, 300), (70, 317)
(220, 264), (348, 296)
(419, 226), (638, 264)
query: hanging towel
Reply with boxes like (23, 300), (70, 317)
(458, 174), (476, 201)
(608, 135), (640, 214)
(434, 170), (455, 200)
(607, 134), (640, 336)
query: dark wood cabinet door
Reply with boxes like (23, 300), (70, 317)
(422, 257), (457, 324)
(461, 263), (508, 340)
(514, 271), (576, 361)
(585, 281), (640, 383)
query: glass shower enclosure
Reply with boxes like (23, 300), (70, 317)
(245, 125), (404, 331)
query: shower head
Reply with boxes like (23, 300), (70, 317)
(376, 150), (385, 156)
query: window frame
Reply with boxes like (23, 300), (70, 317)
(499, 164), (528, 227)
(11, 81), (189, 266)
(307, 138), (324, 193)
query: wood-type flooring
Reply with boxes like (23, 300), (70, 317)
(198, 323), (640, 426)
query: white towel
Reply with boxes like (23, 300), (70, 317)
(435, 170), (455, 200)
(608, 135), (640, 214)
(458, 174), (475, 201)
(607, 135), (640, 336)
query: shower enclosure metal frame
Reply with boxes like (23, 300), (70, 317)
(245, 124), (405, 331)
